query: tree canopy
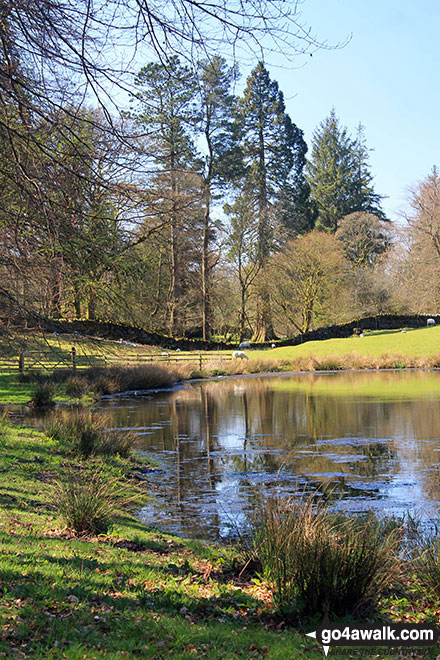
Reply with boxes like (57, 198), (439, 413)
(306, 110), (385, 232)
(3, 1), (434, 344)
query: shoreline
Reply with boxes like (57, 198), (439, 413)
(2, 364), (440, 408)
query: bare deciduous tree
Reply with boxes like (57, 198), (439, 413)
(0, 0), (333, 325)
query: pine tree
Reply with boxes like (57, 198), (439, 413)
(238, 61), (309, 341)
(306, 111), (386, 232)
(198, 56), (238, 340)
(131, 57), (200, 335)
(351, 123), (386, 220)
(306, 109), (355, 232)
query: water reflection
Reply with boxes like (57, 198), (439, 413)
(97, 371), (440, 540)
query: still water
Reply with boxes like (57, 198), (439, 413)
(97, 371), (440, 540)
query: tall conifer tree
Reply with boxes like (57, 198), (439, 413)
(238, 61), (308, 341)
(351, 123), (386, 220)
(306, 109), (354, 232)
(198, 56), (238, 339)
(131, 57), (200, 335)
(306, 110), (385, 232)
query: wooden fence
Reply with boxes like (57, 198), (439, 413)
(0, 348), (235, 374)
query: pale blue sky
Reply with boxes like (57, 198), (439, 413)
(252, 0), (440, 222)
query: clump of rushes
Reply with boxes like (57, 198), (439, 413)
(45, 364), (192, 396)
(65, 376), (88, 399)
(90, 373), (119, 395)
(82, 364), (193, 395)
(30, 381), (55, 407)
(413, 524), (440, 597)
(254, 492), (400, 618)
(50, 468), (138, 535)
(46, 412), (136, 458)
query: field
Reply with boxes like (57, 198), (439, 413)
(2, 325), (440, 405)
(253, 326), (440, 361)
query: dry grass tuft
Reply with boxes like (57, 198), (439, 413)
(253, 491), (401, 618)
(46, 411), (136, 458)
(49, 467), (139, 535)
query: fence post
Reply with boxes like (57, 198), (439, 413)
(71, 347), (77, 373)
(199, 354), (202, 371)
(18, 350), (24, 374)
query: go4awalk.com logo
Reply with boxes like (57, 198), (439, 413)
(307, 617), (440, 656)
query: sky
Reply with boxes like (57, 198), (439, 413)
(249, 0), (440, 222)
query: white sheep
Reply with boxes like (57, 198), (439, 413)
(271, 343), (276, 349)
(427, 318), (436, 326)
(238, 341), (251, 350)
(161, 351), (169, 357)
(233, 350), (249, 360)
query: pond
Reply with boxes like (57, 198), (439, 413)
(96, 370), (440, 541)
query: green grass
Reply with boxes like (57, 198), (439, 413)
(0, 418), (438, 658)
(0, 373), (70, 405)
(0, 373), (36, 404)
(0, 420), (323, 659)
(0, 330), (156, 362)
(251, 326), (440, 361)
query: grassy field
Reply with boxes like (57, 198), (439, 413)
(1, 418), (439, 659)
(252, 326), (440, 361)
(0, 331), (156, 360)
(2, 325), (440, 405)
(4, 325), (440, 367)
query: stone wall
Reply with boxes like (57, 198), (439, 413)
(32, 314), (440, 350)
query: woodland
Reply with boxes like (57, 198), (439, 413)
(1, 0), (439, 344)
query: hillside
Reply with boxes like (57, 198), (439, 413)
(252, 326), (440, 362)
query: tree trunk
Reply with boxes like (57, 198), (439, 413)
(168, 150), (180, 336)
(50, 260), (63, 319)
(87, 284), (96, 320)
(252, 283), (275, 342)
(251, 114), (275, 342)
(239, 286), (246, 342)
(202, 116), (214, 341)
(169, 221), (180, 335)
(201, 186), (211, 340)
(73, 284), (81, 319)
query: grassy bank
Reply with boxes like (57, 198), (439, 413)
(0, 419), (332, 659)
(3, 326), (440, 405)
(0, 363), (194, 405)
(0, 418), (439, 658)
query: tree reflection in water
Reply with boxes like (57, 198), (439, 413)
(99, 371), (440, 540)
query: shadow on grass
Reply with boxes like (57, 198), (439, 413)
(0, 543), (278, 660)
